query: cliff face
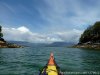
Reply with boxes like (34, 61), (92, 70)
(79, 21), (100, 44)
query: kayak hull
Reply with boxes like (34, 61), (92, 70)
(39, 53), (62, 75)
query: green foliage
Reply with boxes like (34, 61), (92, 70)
(93, 22), (100, 34)
(0, 26), (3, 38)
(0, 32), (3, 38)
(0, 25), (2, 32)
(79, 21), (100, 43)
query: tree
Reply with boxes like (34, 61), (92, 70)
(0, 33), (3, 38)
(0, 26), (3, 38)
(79, 21), (100, 44)
(93, 22), (100, 34)
(0, 26), (2, 32)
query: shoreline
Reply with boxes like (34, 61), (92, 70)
(73, 44), (100, 50)
(0, 41), (24, 48)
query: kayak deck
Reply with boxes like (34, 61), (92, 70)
(39, 53), (62, 75)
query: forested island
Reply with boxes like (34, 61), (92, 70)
(0, 26), (23, 48)
(74, 21), (100, 49)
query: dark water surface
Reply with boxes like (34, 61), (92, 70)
(0, 47), (100, 75)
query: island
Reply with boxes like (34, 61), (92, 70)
(0, 26), (23, 48)
(73, 21), (100, 49)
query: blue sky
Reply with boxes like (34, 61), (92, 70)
(0, 0), (100, 43)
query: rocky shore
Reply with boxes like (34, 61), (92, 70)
(73, 43), (100, 49)
(0, 41), (24, 48)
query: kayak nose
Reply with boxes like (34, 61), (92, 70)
(39, 53), (62, 75)
(48, 52), (55, 65)
(50, 52), (53, 57)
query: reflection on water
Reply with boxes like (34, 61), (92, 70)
(0, 47), (100, 75)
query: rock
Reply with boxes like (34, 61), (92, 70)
(0, 41), (24, 48)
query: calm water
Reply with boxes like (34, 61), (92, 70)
(0, 47), (100, 75)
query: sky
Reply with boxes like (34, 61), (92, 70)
(0, 0), (100, 43)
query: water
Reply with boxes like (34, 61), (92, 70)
(0, 47), (100, 75)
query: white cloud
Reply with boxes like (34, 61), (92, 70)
(17, 26), (30, 33)
(2, 26), (83, 43)
(55, 29), (83, 43)
(2, 26), (62, 43)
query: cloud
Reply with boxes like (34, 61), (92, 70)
(0, 0), (100, 33)
(37, 0), (100, 31)
(2, 26), (61, 43)
(2, 26), (83, 43)
(55, 29), (83, 43)
(1, 0), (99, 43)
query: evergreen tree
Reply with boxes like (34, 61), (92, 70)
(0, 26), (3, 38)
(79, 21), (100, 44)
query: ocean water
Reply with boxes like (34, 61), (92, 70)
(0, 47), (100, 75)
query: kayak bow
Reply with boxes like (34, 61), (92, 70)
(39, 53), (62, 75)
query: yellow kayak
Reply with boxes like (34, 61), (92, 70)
(39, 53), (62, 75)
